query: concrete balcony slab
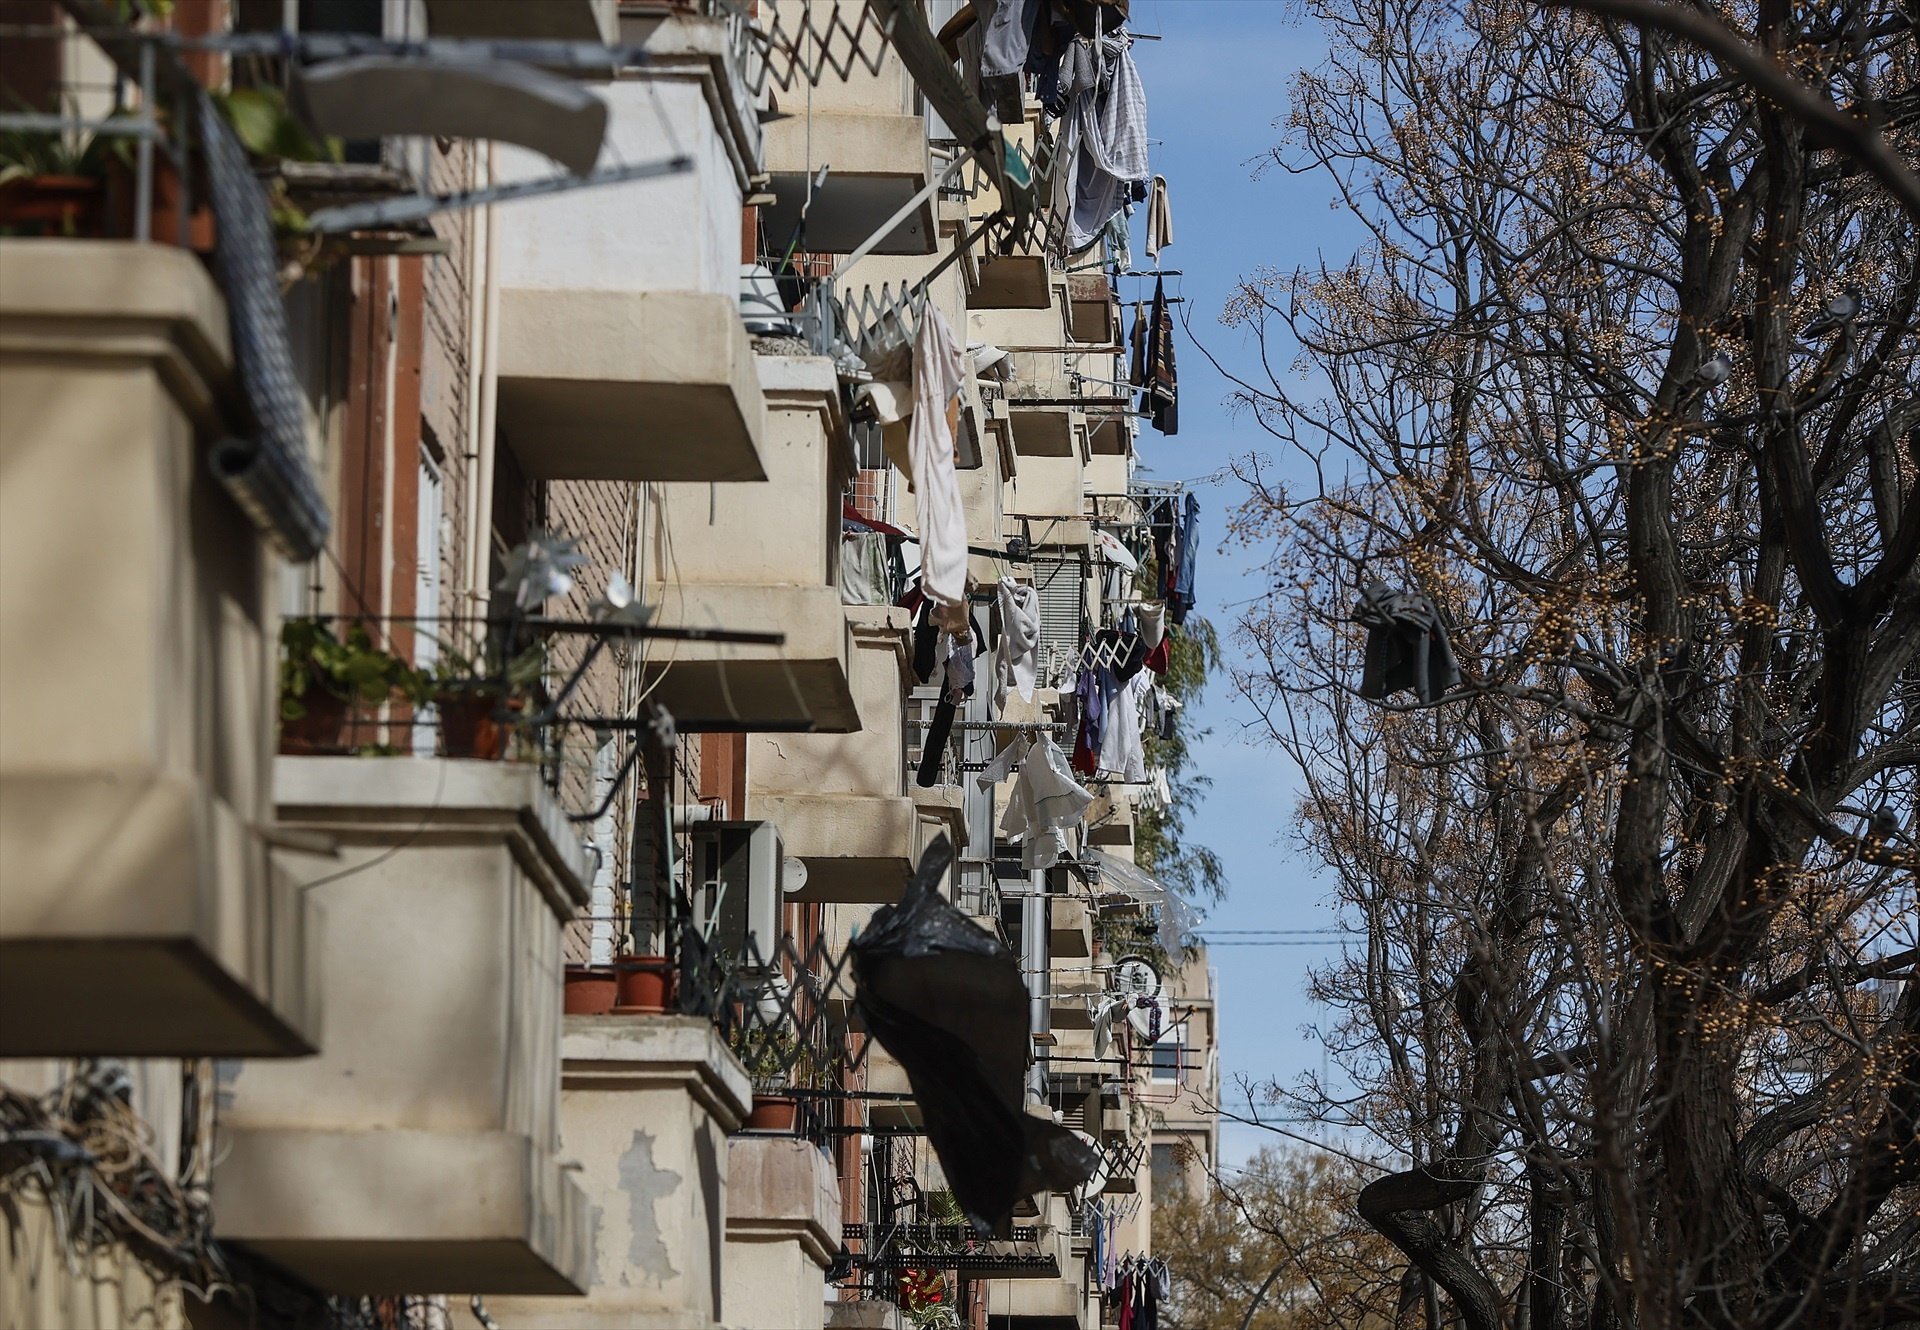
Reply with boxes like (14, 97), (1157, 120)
(1048, 896), (1091, 959)
(497, 289), (766, 482)
(763, 112), (933, 254)
(725, 1136), (841, 1330)
(1066, 273), (1117, 344)
(479, 1015), (751, 1330)
(912, 784), (968, 858)
(641, 584), (856, 732)
(0, 240), (311, 1058)
(864, 1042), (922, 1130)
(1086, 792), (1134, 847)
(974, 254), (1053, 309)
(760, 792), (917, 903)
(212, 758), (591, 1295)
(750, 606), (910, 795)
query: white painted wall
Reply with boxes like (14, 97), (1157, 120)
(496, 77), (743, 299)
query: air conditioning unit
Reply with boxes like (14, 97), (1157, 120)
(689, 821), (789, 967)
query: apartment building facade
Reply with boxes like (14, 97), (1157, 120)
(0, 2), (1216, 1328)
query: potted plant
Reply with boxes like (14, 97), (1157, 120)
(0, 118), (110, 237)
(563, 964), (618, 1016)
(277, 619), (416, 754)
(731, 1027), (815, 1131)
(415, 638), (543, 761)
(609, 951), (675, 1014)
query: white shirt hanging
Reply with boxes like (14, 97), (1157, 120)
(906, 306), (969, 609)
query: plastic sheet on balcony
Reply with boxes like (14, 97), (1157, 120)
(851, 836), (1100, 1236)
(1075, 848), (1197, 955)
(197, 89), (331, 562)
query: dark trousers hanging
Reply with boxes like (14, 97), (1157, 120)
(915, 696), (958, 788)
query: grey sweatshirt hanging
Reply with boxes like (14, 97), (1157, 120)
(1353, 580), (1461, 704)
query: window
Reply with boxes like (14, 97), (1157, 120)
(1030, 552), (1088, 688)
(1150, 1021), (1186, 1084)
(1151, 1143), (1178, 1193)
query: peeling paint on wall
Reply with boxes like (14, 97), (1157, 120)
(618, 1129), (682, 1287)
(588, 1202), (605, 1288)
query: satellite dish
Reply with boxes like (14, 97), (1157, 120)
(782, 857), (810, 895)
(1110, 955), (1161, 1000)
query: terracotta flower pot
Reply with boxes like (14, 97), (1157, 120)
(437, 691), (521, 760)
(0, 175), (106, 237)
(746, 1094), (798, 1131)
(564, 965), (617, 1016)
(279, 687), (348, 755)
(611, 955), (673, 1014)
(106, 155), (215, 251)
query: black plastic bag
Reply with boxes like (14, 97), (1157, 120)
(852, 836), (1099, 1235)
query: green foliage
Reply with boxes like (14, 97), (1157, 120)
(727, 1025), (829, 1092)
(277, 620), (417, 720)
(1136, 612), (1227, 906)
(213, 88), (339, 165)
(413, 637), (545, 703)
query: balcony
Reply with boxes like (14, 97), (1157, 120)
(865, 1040), (923, 1131)
(748, 605), (919, 894)
(638, 355), (859, 730)
(1049, 896), (1092, 959)
(211, 758), (591, 1295)
(0, 241), (313, 1058)
(493, 12), (766, 482)
(724, 1136), (842, 1330)
(1085, 791), (1135, 848)
(424, 0), (616, 42)
(485, 1016), (752, 1330)
(760, 6), (932, 256)
(1066, 273), (1118, 344)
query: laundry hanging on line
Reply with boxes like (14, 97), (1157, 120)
(906, 305), (971, 611)
(1144, 174), (1173, 260)
(1131, 276), (1178, 435)
(1053, 18), (1150, 253)
(996, 576), (1041, 709)
(979, 732), (1095, 871)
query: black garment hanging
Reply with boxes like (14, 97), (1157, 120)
(912, 601), (941, 683)
(915, 696), (957, 788)
(1353, 580), (1461, 703)
(1138, 276), (1178, 435)
(851, 838), (1100, 1235)
(1148, 496), (1176, 599)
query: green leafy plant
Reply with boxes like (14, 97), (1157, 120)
(727, 1025), (830, 1093)
(213, 87), (339, 165)
(278, 619), (418, 720)
(410, 637), (546, 705)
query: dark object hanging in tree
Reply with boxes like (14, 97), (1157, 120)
(851, 837), (1100, 1235)
(1354, 581), (1461, 704)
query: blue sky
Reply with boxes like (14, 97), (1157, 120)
(1123, 2), (1362, 1170)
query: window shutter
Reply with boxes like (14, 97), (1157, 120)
(1031, 552), (1088, 688)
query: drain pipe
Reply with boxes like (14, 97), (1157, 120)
(1023, 865), (1048, 1105)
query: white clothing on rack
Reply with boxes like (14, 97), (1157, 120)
(1096, 671), (1150, 782)
(997, 576), (1041, 708)
(996, 734), (1094, 870)
(907, 305), (969, 608)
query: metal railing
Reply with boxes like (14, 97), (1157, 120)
(0, 23), (175, 244)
